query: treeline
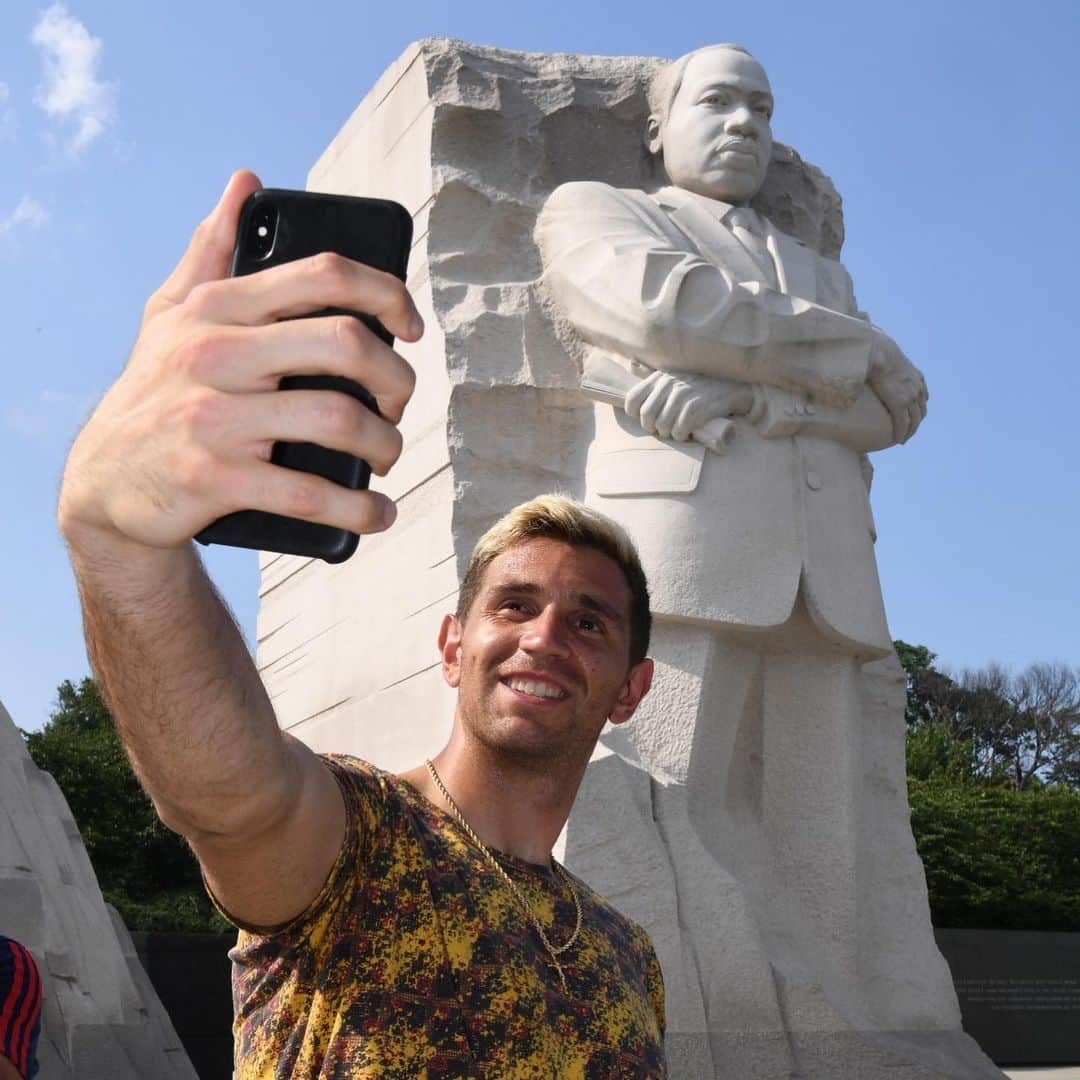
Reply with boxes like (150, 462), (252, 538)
(22, 678), (230, 932)
(20, 648), (1080, 933)
(896, 642), (1079, 930)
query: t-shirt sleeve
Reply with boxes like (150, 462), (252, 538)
(642, 932), (666, 1041)
(203, 753), (386, 939)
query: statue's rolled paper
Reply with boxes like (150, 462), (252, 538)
(580, 349), (736, 454)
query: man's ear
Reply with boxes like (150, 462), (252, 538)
(644, 115), (663, 157)
(609, 658), (654, 726)
(438, 613), (463, 689)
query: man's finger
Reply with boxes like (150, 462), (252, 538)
(639, 377), (673, 434)
(192, 252), (424, 344)
(219, 460), (397, 535)
(671, 400), (700, 442)
(148, 171), (263, 319)
(189, 316), (416, 424)
(905, 403), (921, 442)
(236, 389), (405, 477)
(625, 373), (660, 418)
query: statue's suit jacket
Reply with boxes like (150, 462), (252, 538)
(536, 181), (900, 656)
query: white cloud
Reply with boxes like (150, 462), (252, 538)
(0, 196), (50, 235)
(0, 82), (15, 141)
(31, 4), (114, 154)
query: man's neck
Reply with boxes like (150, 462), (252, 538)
(398, 732), (585, 867)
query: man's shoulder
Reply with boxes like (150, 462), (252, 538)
(317, 752), (396, 823)
(571, 872), (658, 957)
(541, 180), (667, 219)
(320, 750), (380, 776)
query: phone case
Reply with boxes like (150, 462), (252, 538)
(194, 189), (413, 563)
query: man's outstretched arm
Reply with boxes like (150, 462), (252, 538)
(57, 171), (423, 929)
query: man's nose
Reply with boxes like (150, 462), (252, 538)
(520, 607), (571, 658)
(725, 104), (758, 135)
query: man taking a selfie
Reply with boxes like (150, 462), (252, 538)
(57, 172), (666, 1077)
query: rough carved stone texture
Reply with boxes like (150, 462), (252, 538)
(259, 39), (1002, 1077)
(0, 700), (197, 1079)
(260, 38), (850, 759)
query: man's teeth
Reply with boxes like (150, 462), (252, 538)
(506, 678), (566, 699)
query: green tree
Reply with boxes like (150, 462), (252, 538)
(22, 678), (229, 932)
(894, 641), (1079, 790)
(896, 641), (1080, 930)
(908, 778), (1080, 930)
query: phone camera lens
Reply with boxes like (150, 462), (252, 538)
(248, 203), (278, 259)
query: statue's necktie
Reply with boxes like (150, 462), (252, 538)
(727, 207), (777, 286)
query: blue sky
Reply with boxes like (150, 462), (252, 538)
(1, 0), (1076, 732)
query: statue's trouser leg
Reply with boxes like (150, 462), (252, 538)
(625, 619), (799, 1078)
(685, 596), (870, 1047)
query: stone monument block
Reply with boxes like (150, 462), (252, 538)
(256, 38), (1003, 1078)
(0, 700), (196, 1078)
(260, 37), (842, 756)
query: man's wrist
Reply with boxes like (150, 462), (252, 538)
(868, 327), (895, 379)
(61, 516), (197, 589)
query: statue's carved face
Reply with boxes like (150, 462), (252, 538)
(650, 48), (774, 204)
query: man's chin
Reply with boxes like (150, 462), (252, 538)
(470, 714), (583, 767)
(685, 171), (763, 204)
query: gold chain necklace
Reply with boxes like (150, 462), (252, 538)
(425, 759), (582, 993)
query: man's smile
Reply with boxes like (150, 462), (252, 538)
(500, 674), (571, 702)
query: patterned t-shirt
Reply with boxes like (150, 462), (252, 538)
(217, 755), (667, 1079)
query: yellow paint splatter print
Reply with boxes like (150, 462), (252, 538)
(215, 755), (667, 1078)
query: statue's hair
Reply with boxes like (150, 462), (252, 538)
(646, 42), (756, 128)
(456, 494), (652, 665)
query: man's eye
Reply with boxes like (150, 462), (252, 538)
(754, 104), (772, 117)
(577, 616), (602, 633)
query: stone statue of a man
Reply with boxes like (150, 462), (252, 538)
(536, 43), (933, 1071)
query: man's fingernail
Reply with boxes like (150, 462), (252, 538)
(383, 500), (398, 529)
(410, 313), (425, 338)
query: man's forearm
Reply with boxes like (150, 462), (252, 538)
(65, 529), (292, 841)
(757, 385), (896, 452)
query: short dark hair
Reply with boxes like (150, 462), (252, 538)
(456, 495), (652, 665)
(647, 43), (755, 128)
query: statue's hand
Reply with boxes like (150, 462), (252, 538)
(867, 330), (928, 444)
(626, 370), (756, 442)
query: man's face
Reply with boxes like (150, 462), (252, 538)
(651, 48), (774, 204)
(439, 539), (652, 768)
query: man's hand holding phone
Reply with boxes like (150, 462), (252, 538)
(57, 171), (423, 557)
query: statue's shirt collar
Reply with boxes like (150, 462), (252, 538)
(653, 185), (753, 228)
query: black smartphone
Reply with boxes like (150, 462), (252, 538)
(194, 188), (413, 563)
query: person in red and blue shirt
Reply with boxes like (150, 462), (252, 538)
(0, 937), (42, 1080)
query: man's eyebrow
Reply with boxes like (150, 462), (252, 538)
(692, 80), (773, 104)
(490, 580), (542, 597)
(578, 593), (625, 626)
(488, 581), (626, 625)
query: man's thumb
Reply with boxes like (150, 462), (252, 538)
(148, 170), (262, 317)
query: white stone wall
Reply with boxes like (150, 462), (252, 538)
(257, 42), (457, 767)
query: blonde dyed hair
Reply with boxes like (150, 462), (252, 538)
(456, 495), (652, 664)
